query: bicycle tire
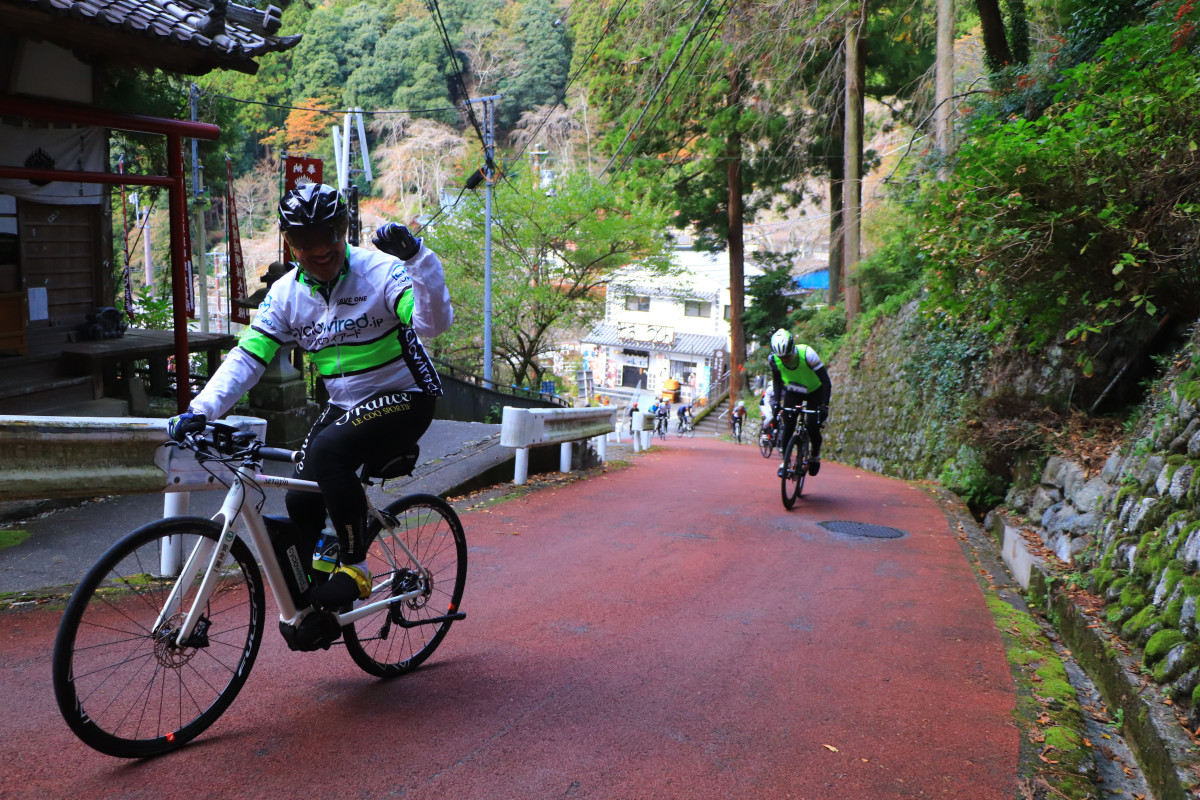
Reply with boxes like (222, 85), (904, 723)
(344, 494), (467, 678)
(687, 422), (696, 438)
(781, 432), (809, 509)
(52, 517), (265, 758)
(758, 425), (774, 458)
(733, 421), (742, 444)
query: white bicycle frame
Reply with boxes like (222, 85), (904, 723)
(156, 455), (429, 646)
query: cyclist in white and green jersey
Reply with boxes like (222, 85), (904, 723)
(169, 183), (454, 610)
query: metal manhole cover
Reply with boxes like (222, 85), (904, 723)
(818, 520), (907, 539)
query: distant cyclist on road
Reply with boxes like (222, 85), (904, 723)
(168, 183), (454, 612)
(758, 388), (777, 446)
(730, 399), (748, 439)
(655, 399), (671, 435)
(769, 329), (832, 477)
(676, 402), (693, 431)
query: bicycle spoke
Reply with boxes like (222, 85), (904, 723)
(344, 495), (467, 678)
(54, 520), (264, 757)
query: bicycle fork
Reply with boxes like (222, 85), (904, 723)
(154, 472), (253, 647)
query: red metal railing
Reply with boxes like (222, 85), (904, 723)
(0, 94), (220, 412)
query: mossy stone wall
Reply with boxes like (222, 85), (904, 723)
(823, 301), (958, 480)
(826, 303), (1200, 726)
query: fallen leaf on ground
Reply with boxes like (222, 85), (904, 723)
(823, 744), (839, 753)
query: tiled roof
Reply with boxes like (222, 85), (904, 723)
(583, 323), (727, 358)
(3, 0), (301, 75)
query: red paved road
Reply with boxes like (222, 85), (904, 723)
(0, 436), (1017, 799)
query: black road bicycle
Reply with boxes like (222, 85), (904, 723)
(779, 403), (820, 509)
(758, 419), (777, 458)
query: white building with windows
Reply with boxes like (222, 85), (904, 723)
(582, 245), (760, 406)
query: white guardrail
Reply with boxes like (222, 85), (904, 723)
(499, 406), (618, 485)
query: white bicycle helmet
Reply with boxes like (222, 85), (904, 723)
(737, 400), (745, 408)
(770, 328), (796, 357)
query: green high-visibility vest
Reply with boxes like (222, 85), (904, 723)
(772, 346), (822, 393)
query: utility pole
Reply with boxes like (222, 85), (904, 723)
(935, 0), (955, 175)
(529, 145), (549, 187)
(842, 1), (865, 321)
(464, 94), (501, 389)
(190, 84), (209, 333)
(332, 109), (372, 245)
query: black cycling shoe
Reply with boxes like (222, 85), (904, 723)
(310, 568), (367, 611)
(777, 464), (786, 478)
(808, 458), (821, 476)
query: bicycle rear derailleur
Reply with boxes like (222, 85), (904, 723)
(279, 608), (342, 652)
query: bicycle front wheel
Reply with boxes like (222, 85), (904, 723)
(758, 426), (774, 458)
(781, 433), (809, 509)
(345, 494), (467, 678)
(52, 517), (265, 758)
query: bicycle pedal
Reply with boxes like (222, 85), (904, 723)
(279, 610), (342, 652)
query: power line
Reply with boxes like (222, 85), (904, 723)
(601, 0), (718, 177)
(425, 0), (491, 169)
(210, 92), (459, 116)
(507, 0), (636, 169)
(614, 0), (734, 176)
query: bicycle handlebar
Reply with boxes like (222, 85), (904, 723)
(259, 446), (302, 463)
(187, 423), (301, 463)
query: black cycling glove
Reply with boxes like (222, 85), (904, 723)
(372, 223), (421, 260)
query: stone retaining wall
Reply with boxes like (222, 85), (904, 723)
(825, 301), (1200, 727)
(823, 301), (959, 481)
(995, 341), (1200, 725)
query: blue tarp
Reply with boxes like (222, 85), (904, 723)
(795, 269), (829, 290)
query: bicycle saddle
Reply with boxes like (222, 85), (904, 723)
(359, 444), (420, 482)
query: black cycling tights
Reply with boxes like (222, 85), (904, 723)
(286, 391), (435, 563)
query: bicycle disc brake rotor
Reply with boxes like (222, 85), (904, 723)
(154, 613), (206, 668)
(388, 568), (430, 623)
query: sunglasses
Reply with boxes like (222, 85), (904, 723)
(285, 227), (344, 253)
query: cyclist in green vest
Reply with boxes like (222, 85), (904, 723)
(768, 328), (832, 477)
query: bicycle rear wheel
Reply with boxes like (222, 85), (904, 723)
(781, 432), (809, 509)
(734, 421), (742, 444)
(52, 517), (264, 758)
(345, 494), (467, 678)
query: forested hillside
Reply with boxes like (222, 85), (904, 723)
(102, 0), (1200, 490)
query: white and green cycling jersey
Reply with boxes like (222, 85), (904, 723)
(190, 242), (453, 420)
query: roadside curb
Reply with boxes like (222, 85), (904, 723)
(924, 486), (1102, 799)
(988, 510), (1200, 800)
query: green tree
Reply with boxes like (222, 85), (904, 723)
(495, 0), (571, 128)
(742, 253), (802, 348)
(289, 3), (389, 105)
(422, 170), (677, 385)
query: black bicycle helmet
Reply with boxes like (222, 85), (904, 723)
(278, 183), (348, 232)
